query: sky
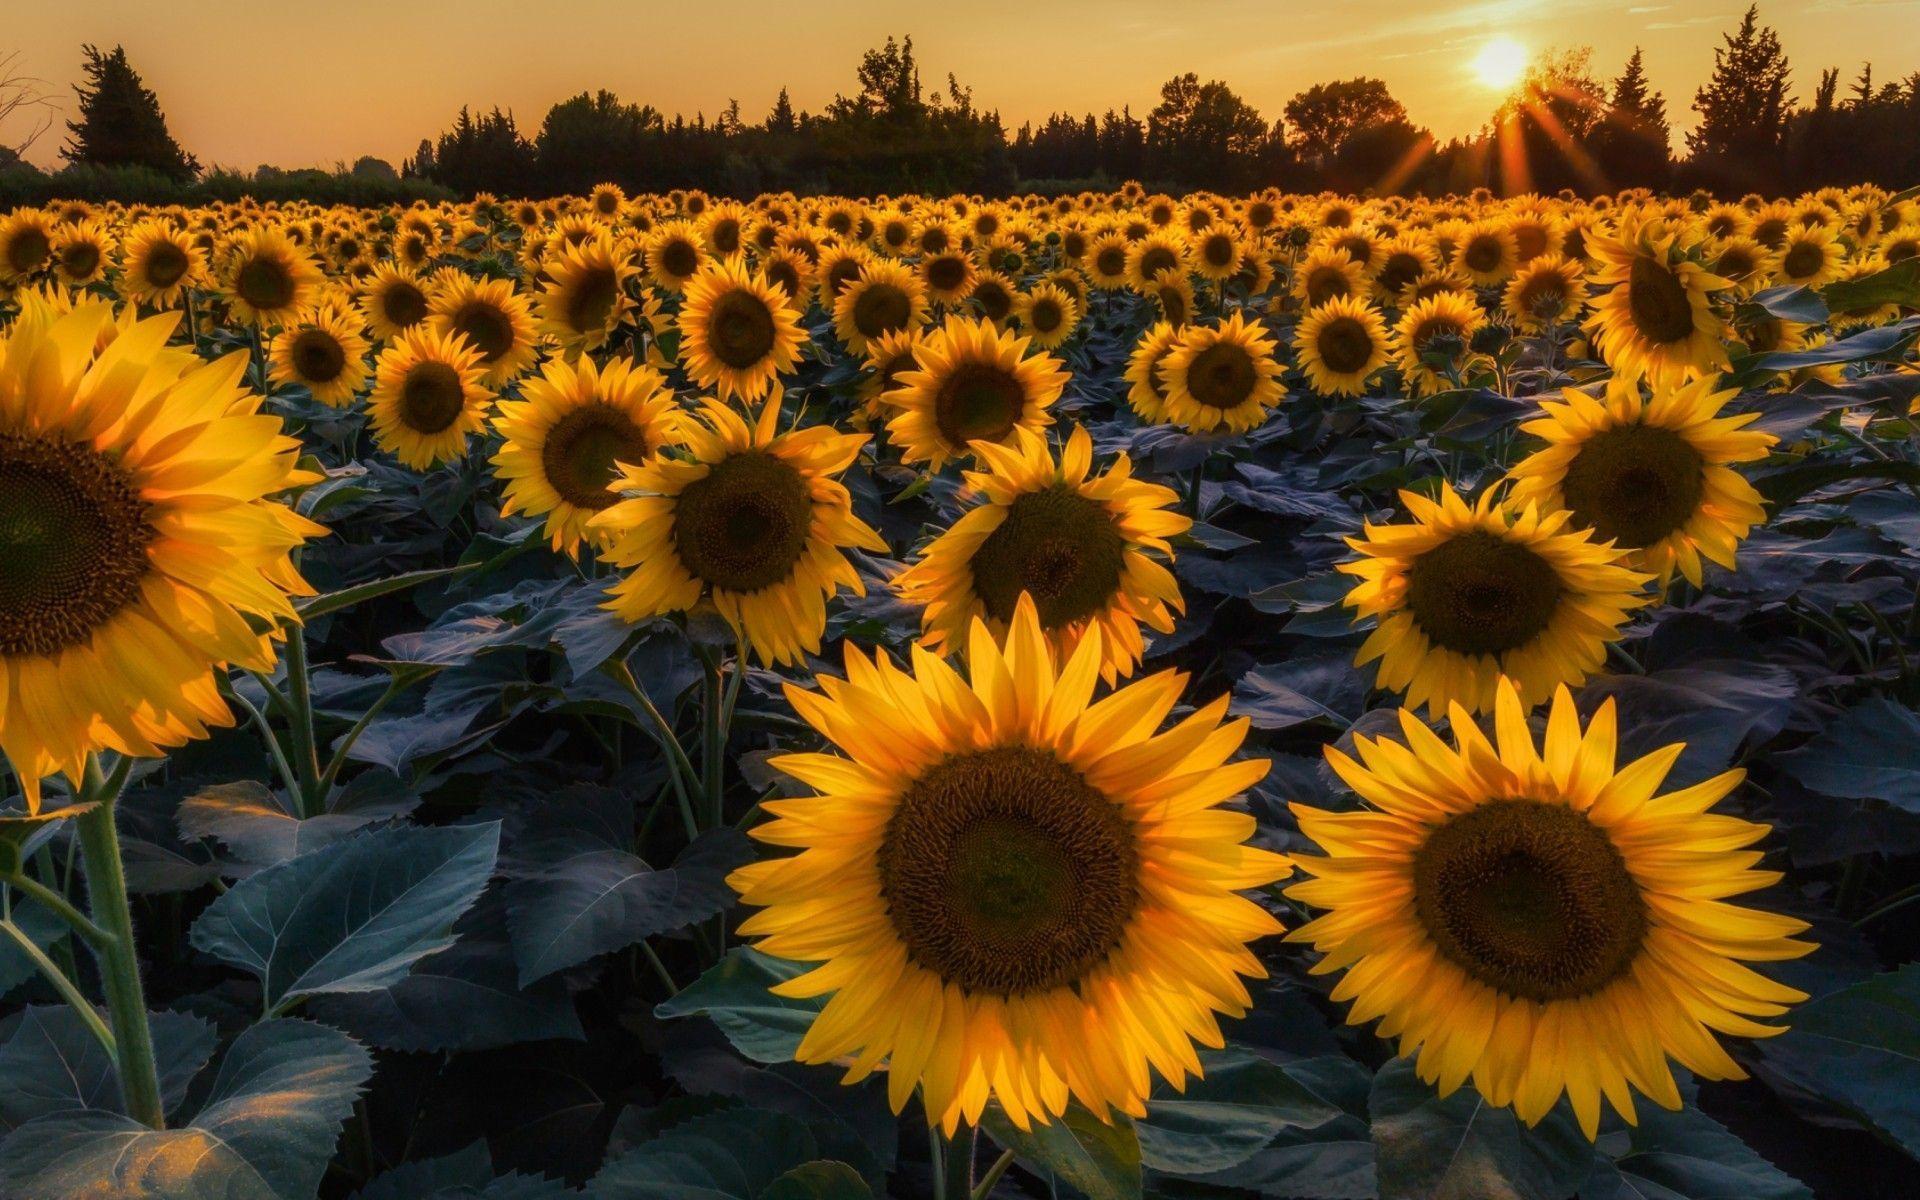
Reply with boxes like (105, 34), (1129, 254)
(5, 1), (1919, 172)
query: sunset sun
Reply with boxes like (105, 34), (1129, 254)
(1472, 36), (1529, 89)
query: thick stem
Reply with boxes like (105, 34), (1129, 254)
(74, 757), (165, 1129)
(939, 1125), (977, 1200)
(973, 1148), (1017, 1200)
(284, 630), (325, 817)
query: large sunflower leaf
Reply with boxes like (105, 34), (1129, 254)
(1136, 1047), (1347, 1176)
(1578, 1104), (1810, 1200)
(980, 1102), (1143, 1200)
(1756, 964), (1920, 1155)
(1369, 1059), (1590, 1200)
(656, 948), (822, 1064)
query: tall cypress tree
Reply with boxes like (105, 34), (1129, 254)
(62, 44), (199, 181)
(1687, 6), (1791, 178)
(1594, 48), (1672, 190)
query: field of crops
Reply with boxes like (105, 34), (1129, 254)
(2, 183), (1919, 1200)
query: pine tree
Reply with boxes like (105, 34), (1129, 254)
(61, 44), (198, 181)
(1610, 49), (1669, 141)
(765, 88), (797, 134)
(1688, 6), (1791, 166)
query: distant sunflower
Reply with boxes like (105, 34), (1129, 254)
(856, 326), (933, 425)
(427, 274), (539, 386)
(1123, 321), (1186, 425)
(1342, 486), (1648, 716)
(727, 596), (1289, 1132)
(885, 315), (1070, 470)
(1191, 225), (1246, 282)
(0, 300), (323, 810)
(1294, 295), (1390, 398)
(1146, 268), (1196, 328)
(920, 249), (978, 305)
(1157, 311), (1285, 435)
(115, 220), (203, 309)
(833, 260), (930, 355)
(1125, 230), (1188, 291)
(969, 271), (1018, 326)
(50, 220), (114, 288)
(646, 219), (708, 293)
(0, 209), (57, 284)
(537, 233), (639, 354)
(1393, 291), (1487, 397)
(492, 355), (682, 556)
(1775, 224), (1845, 288)
(268, 305), (372, 407)
(220, 227), (324, 329)
(1453, 219), (1519, 286)
(1704, 236), (1778, 296)
(1084, 231), (1133, 289)
(1584, 221), (1731, 388)
(1287, 678), (1812, 1139)
(358, 262), (433, 340)
(366, 326), (494, 469)
(592, 396), (885, 666)
(1371, 235), (1441, 303)
(1502, 254), (1589, 334)
(895, 424), (1188, 681)
(1507, 377), (1774, 588)
(678, 257), (807, 402)
(1013, 282), (1081, 350)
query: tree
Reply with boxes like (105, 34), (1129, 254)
(1284, 78), (1407, 169)
(1484, 47), (1608, 194)
(1592, 48), (1673, 191)
(350, 155), (397, 180)
(1686, 5), (1791, 190)
(765, 88), (797, 134)
(1, 50), (56, 167)
(61, 44), (198, 180)
(1145, 74), (1271, 191)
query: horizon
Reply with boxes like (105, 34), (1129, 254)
(5, 1), (1920, 175)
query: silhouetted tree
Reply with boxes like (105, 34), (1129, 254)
(1686, 5), (1791, 192)
(1592, 49), (1672, 191)
(1146, 74), (1272, 191)
(61, 44), (197, 181)
(1285, 78), (1428, 193)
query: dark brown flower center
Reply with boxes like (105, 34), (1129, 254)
(851, 283), (913, 339)
(0, 434), (153, 656)
(562, 266), (619, 335)
(671, 451), (812, 592)
(970, 484), (1126, 628)
(1781, 242), (1824, 281)
(934, 362), (1025, 450)
(1305, 265), (1352, 308)
(541, 405), (651, 510)
(656, 238), (700, 280)
(290, 329), (348, 382)
(1184, 342), (1259, 410)
(925, 254), (968, 293)
(705, 288), (777, 370)
(397, 361), (468, 434)
(1626, 255), (1696, 344)
(1560, 423), (1705, 549)
(1315, 315), (1376, 375)
(60, 242), (101, 278)
(878, 746), (1139, 996)
(5, 227), (51, 275)
(236, 255), (295, 312)
(450, 300), (516, 362)
(1405, 530), (1561, 656)
(143, 241), (189, 288)
(1414, 799), (1647, 1001)
(379, 281), (428, 330)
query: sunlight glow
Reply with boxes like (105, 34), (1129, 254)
(1471, 37), (1530, 91)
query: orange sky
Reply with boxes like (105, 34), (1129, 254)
(6, 1), (1918, 173)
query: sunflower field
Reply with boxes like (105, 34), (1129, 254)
(2, 182), (1920, 1200)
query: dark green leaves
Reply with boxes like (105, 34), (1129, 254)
(190, 821), (500, 1013)
(1369, 1060), (1591, 1200)
(980, 1103), (1143, 1200)
(0, 1006), (215, 1132)
(1758, 964), (1920, 1155)
(0, 1019), (372, 1200)
(657, 949), (822, 1063)
(1579, 1105), (1810, 1200)
(590, 1106), (849, 1199)
(1136, 1048), (1346, 1175)
(1776, 698), (1920, 811)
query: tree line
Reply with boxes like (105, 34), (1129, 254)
(9, 8), (1920, 205)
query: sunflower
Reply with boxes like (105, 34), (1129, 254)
(427, 274), (539, 386)
(1371, 235), (1441, 303)
(492, 355), (683, 556)
(727, 596), (1289, 1132)
(856, 327), (933, 425)
(1290, 245), (1368, 310)
(969, 272), (1018, 326)
(1341, 485), (1649, 717)
(219, 226), (323, 329)
(1013, 282), (1081, 350)
(1146, 268), (1196, 328)
(1704, 236), (1778, 296)
(1294, 295), (1390, 397)
(115, 220), (203, 309)
(1501, 254), (1589, 334)
(1393, 291), (1488, 398)
(1157, 311), (1285, 435)
(1775, 224), (1845, 289)
(1507, 377), (1774, 588)
(1191, 225), (1247, 282)
(355, 262), (433, 342)
(920, 249), (979, 306)
(268, 305), (372, 408)
(646, 219), (708, 293)
(0, 300), (324, 810)
(1084, 232), (1133, 289)
(895, 424), (1187, 681)
(1583, 221), (1731, 388)
(1124, 231), (1189, 291)
(592, 396), (885, 666)
(537, 233), (639, 354)
(50, 220), (115, 288)
(0, 209), (57, 284)
(366, 326), (494, 469)
(677, 257), (807, 402)
(884, 315), (1070, 471)
(1286, 678), (1812, 1139)
(1123, 322), (1186, 425)
(1453, 220), (1519, 286)
(834, 260), (930, 355)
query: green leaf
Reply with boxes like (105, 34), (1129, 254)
(656, 948), (823, 1064)
(1776, 698), (1920, 811)
(980, 1102), (1143, 1200)
(760, 1161), (874, 1200)
(0, 1005), (216, 1132)
(1740, 284), (1829, 326)
(590, 1106), (820, 1198)
(177, 780), (415, 871)
(1757, 964), (1920, 1155)
(1136, 1048), (1346, 1176)
(1369, 1059), (1591, 1200)
(1754, 459), (1920, 510)
(349, 1141), (493, 1200)
(0, 1019), (372, 1200)
(0, 903), (68, 999)
(0, 804), (95, 876)
(296, 564), (480, 620)
(189, 821), (500, 1013)
(1579, 1104), (1810, 1200)
(1823, 260), (1920, 316)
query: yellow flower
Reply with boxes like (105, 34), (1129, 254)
(677, 257), (807, 403)
(1340, 485), (1650, 716)
(366, 326), (494, 469)
(592, 396), (885, 666)
(1393, 291), (1487, 397)
(1157, 311), (1285, 434)
(1501, 254), (1589, 334)
(1294, 295), (1390, 397)
(833, 259), (930, 356)
(268, 305), (372, 408)
(219, 226), (324, 329)
(884, 315), (1069, 471)
(115, 220), (204, 309)
(1012, 282), (1081, 350)
(427, 274), (539, 387)
(1583, 220), (1731, 388)
(537, 233), (638, 354)
(0, 300), (324, 810)
(1507, 377), (1774, 588)
(895, 423), (1187, 681)
(1288, 678), (1812, 1139)
(729, 597), (1289, 1132)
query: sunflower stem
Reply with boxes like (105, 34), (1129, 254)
(315, 674), (411, 799)
(0, 916), (116, 1057)
(938, 1125), (977, 1200)
(1, 868), (114, 949)
(603, 659), (702, 840)
(284, 628), (326, 818)
(973, 1148), (1017, 1200)
(74, 755), (166, 1129)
